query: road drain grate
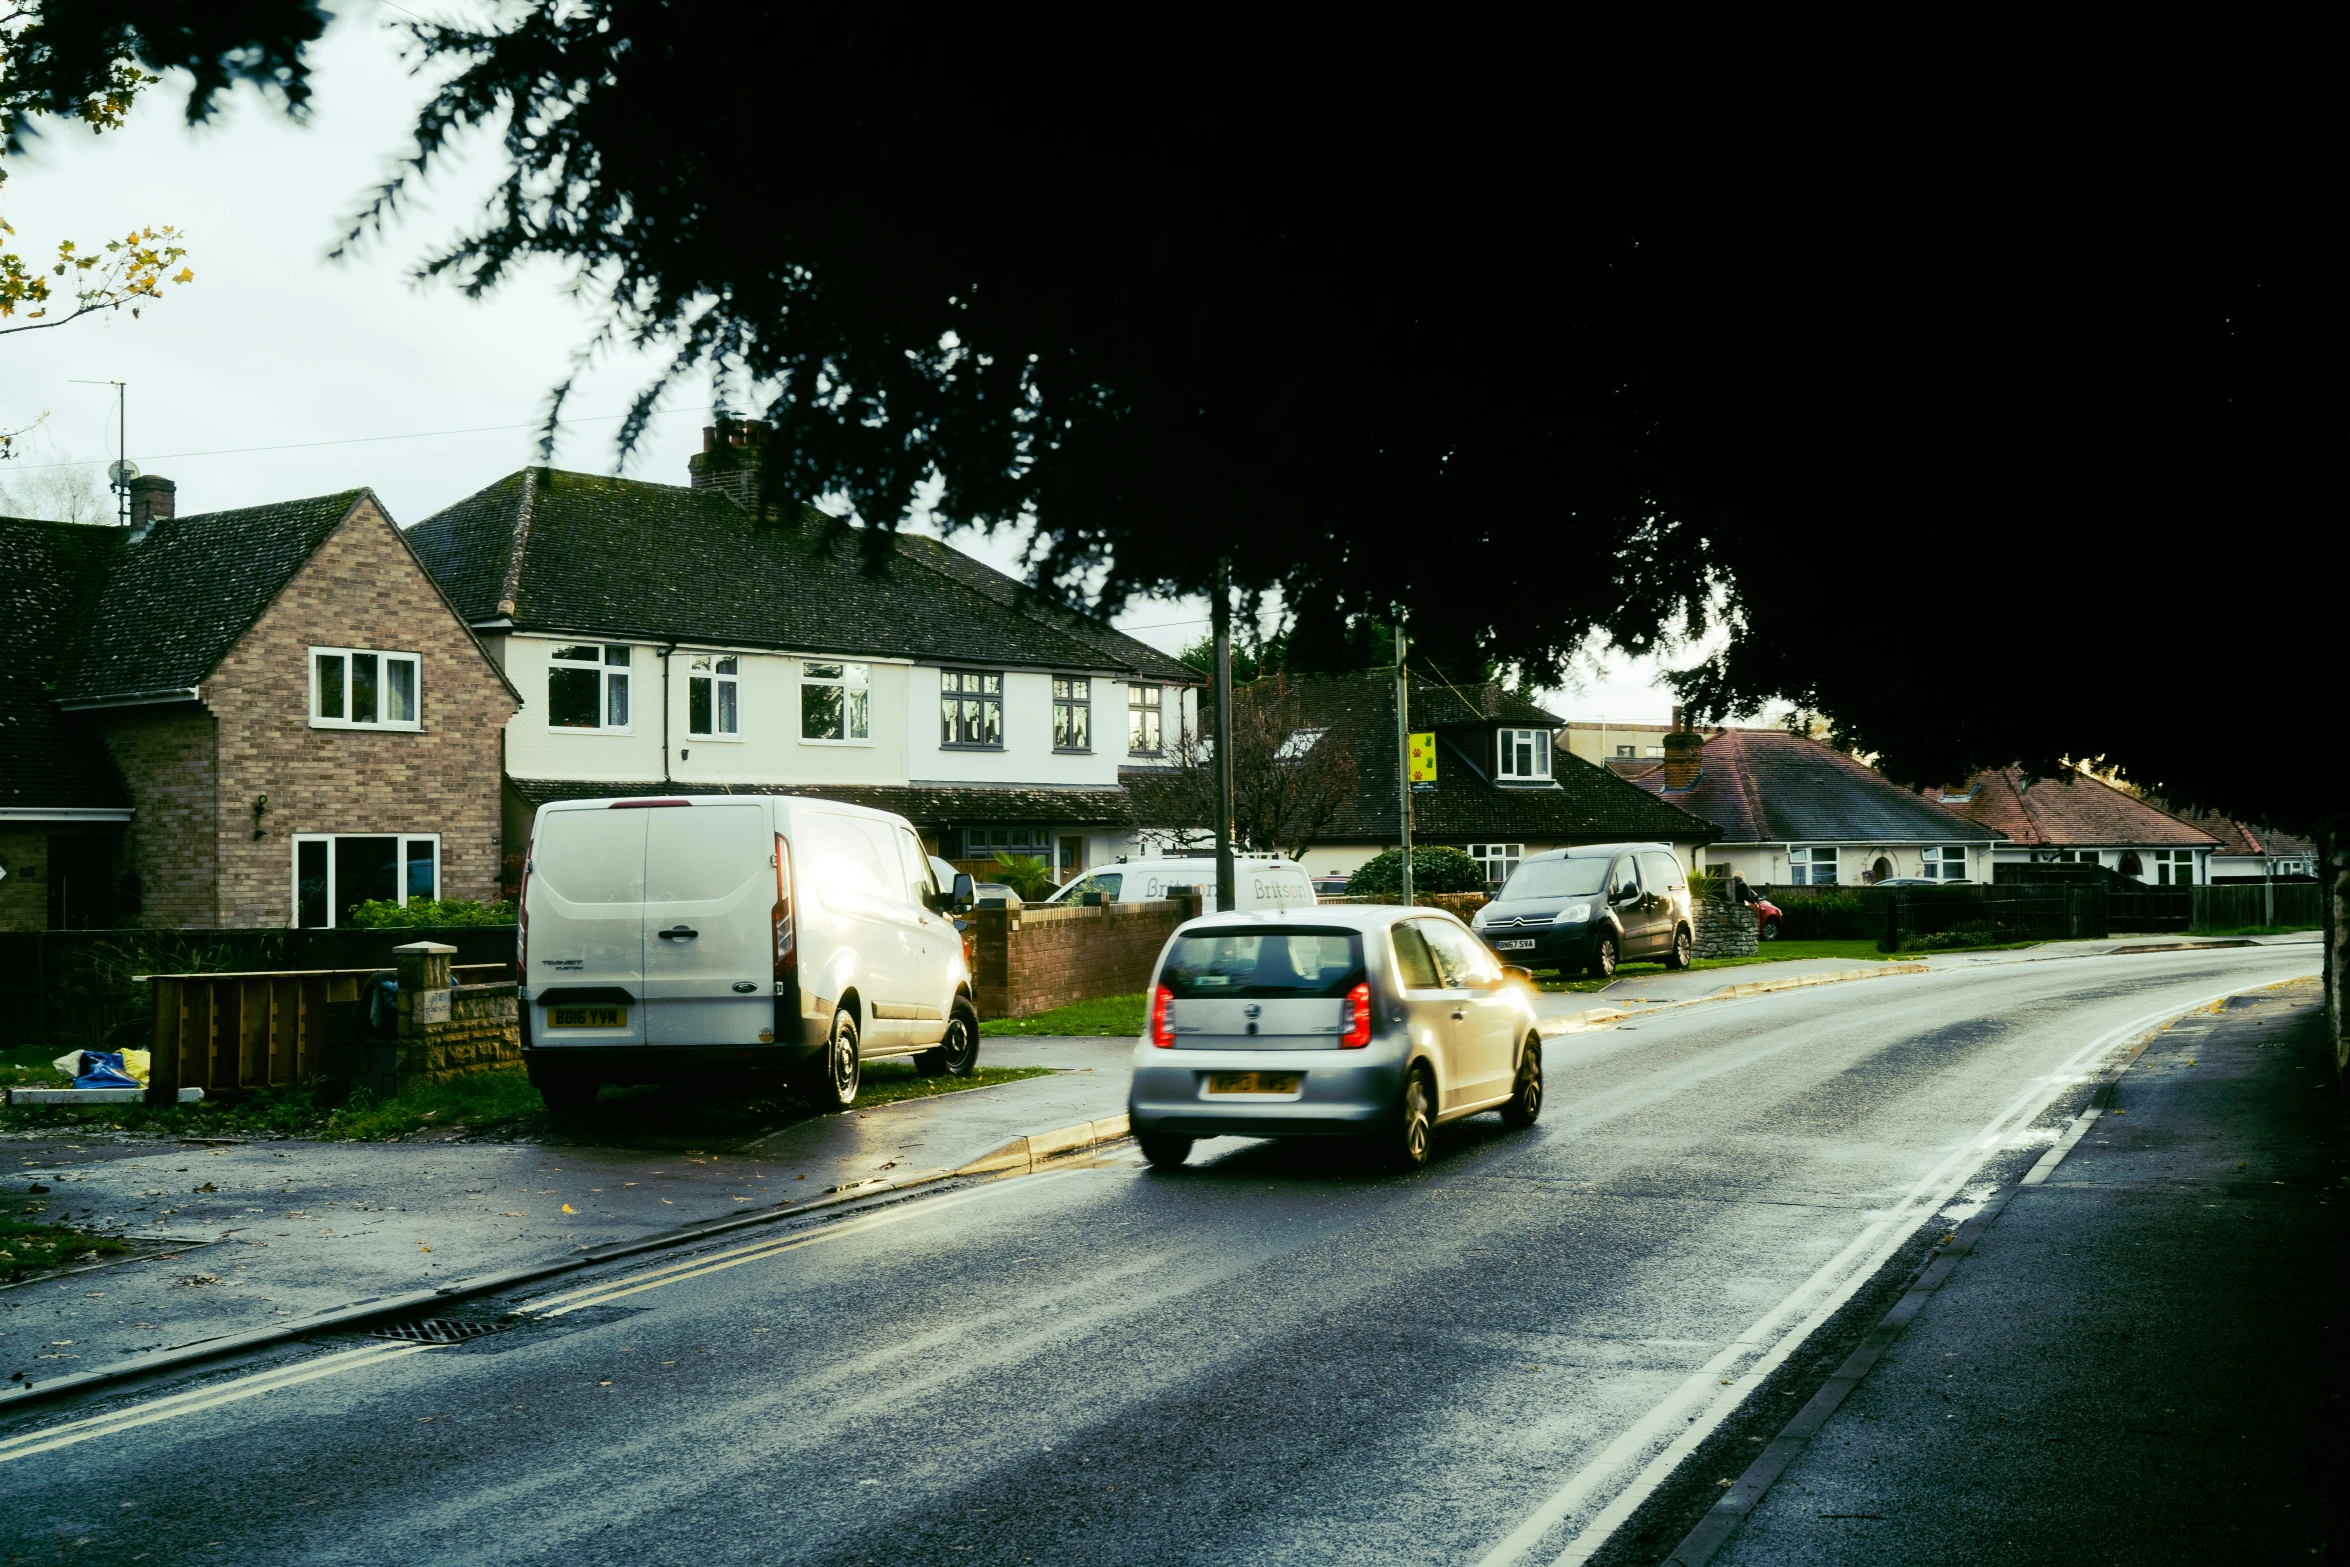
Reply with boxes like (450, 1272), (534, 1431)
(368, 1318), (505, 1345)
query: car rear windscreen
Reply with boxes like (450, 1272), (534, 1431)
(1500, 857), (1611, 900)
(1162, 928), (1365, 999)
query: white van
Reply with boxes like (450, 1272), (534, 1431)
(519, 795), (976, 1116)
(1045, 855), (1316, 914)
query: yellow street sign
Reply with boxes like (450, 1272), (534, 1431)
(1408, 732), (1438, 784)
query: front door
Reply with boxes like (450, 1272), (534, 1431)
(1417, 918), (1517, 1108)
(1058, 836), (1085, 885)
(643, 802), (775, 1046)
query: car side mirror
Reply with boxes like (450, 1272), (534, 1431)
(951, 872), (975, 910)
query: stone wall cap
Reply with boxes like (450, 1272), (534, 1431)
(391, 940), (461, 955)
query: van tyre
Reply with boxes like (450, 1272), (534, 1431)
(1664, 925), (1694, 970)
(1383, 1067), (1434, 1172)
(1588, 933), (1619, 979)
(1138, 1133), (1193, 1169)
(917, 1000), (981, 1078)
(1501, 1037), (1543, 1129)
(804, 1007), (862, 1111)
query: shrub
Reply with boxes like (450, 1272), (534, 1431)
(1754, 885), (1883, 940)
(346, 897), (517, 928)
(989, 852), (1058, 902)
(1345, 846), (1488, 897)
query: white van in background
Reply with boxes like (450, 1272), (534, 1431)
(1046, 855), (1315, 914)
(519, 795), (977, 1116)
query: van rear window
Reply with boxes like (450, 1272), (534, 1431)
(1163, 928), (1365, 999)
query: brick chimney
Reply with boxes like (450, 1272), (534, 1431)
(1661, 705), (1704, 791)
(687, 419), (778, 518)
(126, 475), (176, 541)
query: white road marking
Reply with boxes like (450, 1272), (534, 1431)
(0, 1342), (433, 1465)
(2020, 1108), (2103, 1185)
(527, 1176), (1058, 1318)
(1471, 981), (2266, 1567)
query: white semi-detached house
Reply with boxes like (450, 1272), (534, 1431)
(405, 422), (1200, 885)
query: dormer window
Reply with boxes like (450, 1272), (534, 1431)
(1497, 727), (1551, 781)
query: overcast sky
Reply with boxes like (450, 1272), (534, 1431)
(0, 4), (1692, 723)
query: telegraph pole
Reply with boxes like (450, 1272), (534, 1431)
(1395, 607), (1414, 907)
(1213, 557), (1237, 915)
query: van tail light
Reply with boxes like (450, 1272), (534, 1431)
(516, 841), (532, 980)
(1340, 982), (1372, 1048)
(1150, 985), (1175, 1048)
(772, 834), (797, 983)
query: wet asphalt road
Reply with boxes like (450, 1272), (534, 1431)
(0, 944), (2319, 1566)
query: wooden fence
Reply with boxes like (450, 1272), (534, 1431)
(143, 963), (507, 1100)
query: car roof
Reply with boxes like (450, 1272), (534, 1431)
(1531, 841), (1676, 861)
(1174, 905), (1455, 934)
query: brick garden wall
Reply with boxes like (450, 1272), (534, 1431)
(974, 899), (1191, 1019)
(206, 498), (517, 925)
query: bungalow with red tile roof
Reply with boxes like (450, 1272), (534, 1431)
(1940, 768), (2223, 884)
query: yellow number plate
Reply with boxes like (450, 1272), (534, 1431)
(1206, 1071), (1301, 1095)
(548, 1006), (625, 1029)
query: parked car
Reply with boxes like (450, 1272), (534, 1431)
(1867, 877), (1953, 887)
(1047, 856), (1316, 913)
(1126, 905), (1543, 1171)
(1468, 843), (1694, 976)
(521, 794), (978, 1117)
(1751, 894), (1784, 939)
(1312, 874), (1352, 898)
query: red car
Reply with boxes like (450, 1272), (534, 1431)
(1751, 895), (1784, 940)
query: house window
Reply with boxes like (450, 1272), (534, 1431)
(1922, 846), (1969, 881)
(2154, 849), (2198, 885)
(1615, 745), (1635, 757)
(1052, 677), (1092, 751)
(800, 661), (870, 742)
(1497, 728), (1552, 780)
(1468, 843), (1524, 887)
(310, 648), (421, 730)
(2118, 851), (2144, 879)
(1129, 684), (1164, 755)
(686, 655), (740, 737)
(292, 833), (439, 928)
(1788, 845), (1839, 885)
(548, 644), (630, 730)
(941, 669), (1003, 748)
(962, 826), (1051, 858)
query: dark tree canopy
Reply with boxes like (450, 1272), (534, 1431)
(44, 7), (2341, 828)
(0, 0), (326, 150)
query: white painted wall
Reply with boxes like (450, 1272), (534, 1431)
(1697, 842), (1991, 885)
(909, 666), (1127, 786)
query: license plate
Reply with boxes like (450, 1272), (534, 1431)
(1206, 1072), (1301, 1095)
(548, 1006), (626, 1029)
(1495, 938), (1538, 951)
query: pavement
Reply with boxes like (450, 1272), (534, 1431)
(1, 1035), (1132, 1382)
(0, 938), (2321, 1565)
(1699, 973), (2343, 1566)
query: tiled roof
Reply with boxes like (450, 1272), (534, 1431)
(506, 777), (1135, 829)
(57, 491), (370, 704)
(1254, 674), (1714, 844)
(0, 517), (130, 810)
(1951, 768), (2224, 849)
(1631, 728), (2001, 844)
(407, 468), (1189, 678)
(2147, 801), (2314, 860)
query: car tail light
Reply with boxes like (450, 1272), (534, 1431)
(1150, 985), (1175, 1048)
(1340, 982), (1372, 1047)
(772, 834), (797, 983)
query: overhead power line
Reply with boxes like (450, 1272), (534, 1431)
(2, 405), (718, 472)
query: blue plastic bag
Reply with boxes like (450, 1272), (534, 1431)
(74, 1051), (142, 1090)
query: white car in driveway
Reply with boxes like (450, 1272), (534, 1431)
(520, 794), (977, 1115)
(1125, 904), (1544, 1170)
(1049, 855), (1315, 913)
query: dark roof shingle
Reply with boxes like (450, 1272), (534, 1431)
(0, 517), (130, 810)
(1632, 729), (2001, 844)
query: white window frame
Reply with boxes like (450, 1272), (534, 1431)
(1923, 845), (1970, 881)
(2154, 848), (2198, 885)
(687, 653), (742, 740)
(546, 643), (633, 732)
(1788, 844), (1840, 885)
(799, 660), (871, 745)
(1128, 683), (1164, 756)
(1052, 676), (1093, 753)
(1468, 842), (1524, 887)
(1497, 727), (1552, 781)
(290, 832), (441, 928)
(309, 647), (421, 731)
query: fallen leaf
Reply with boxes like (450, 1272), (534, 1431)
(561, 1204), (577, 1214)
(503, 1211), (524, 1218)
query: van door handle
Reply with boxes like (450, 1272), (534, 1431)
(658, 926), (699, 940)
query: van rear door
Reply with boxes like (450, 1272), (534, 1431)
(527, 805), (648, 1047)
(643, 801), (775, 1046)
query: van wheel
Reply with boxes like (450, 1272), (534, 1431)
(1501, 1036), (1543, 1129)
(1663, 925), (1694, 971)
(1138, 1133), (1193, 1169)
(917, 1001), (982, 1078)
(803, 1008), (861, 1111)
(1588, 933), (1619, 979)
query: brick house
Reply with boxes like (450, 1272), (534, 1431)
(0, 477), (519, 931)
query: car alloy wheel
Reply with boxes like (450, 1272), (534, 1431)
(1391, 1068), (1433, 1171)
(1139, 1133), (1193, 1168)
(1502, 1038), (1542, 1129)
(1665, 926), (1693, 970)
(1590, 934), (1619, 978)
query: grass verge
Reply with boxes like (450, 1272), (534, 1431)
(1, 1060), (1056, 1149)
(1, 1217), (128, 1282)
(981, 994), (1146, 1036)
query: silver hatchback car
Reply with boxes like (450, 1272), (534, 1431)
(1126, 906), (1544, 1170)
